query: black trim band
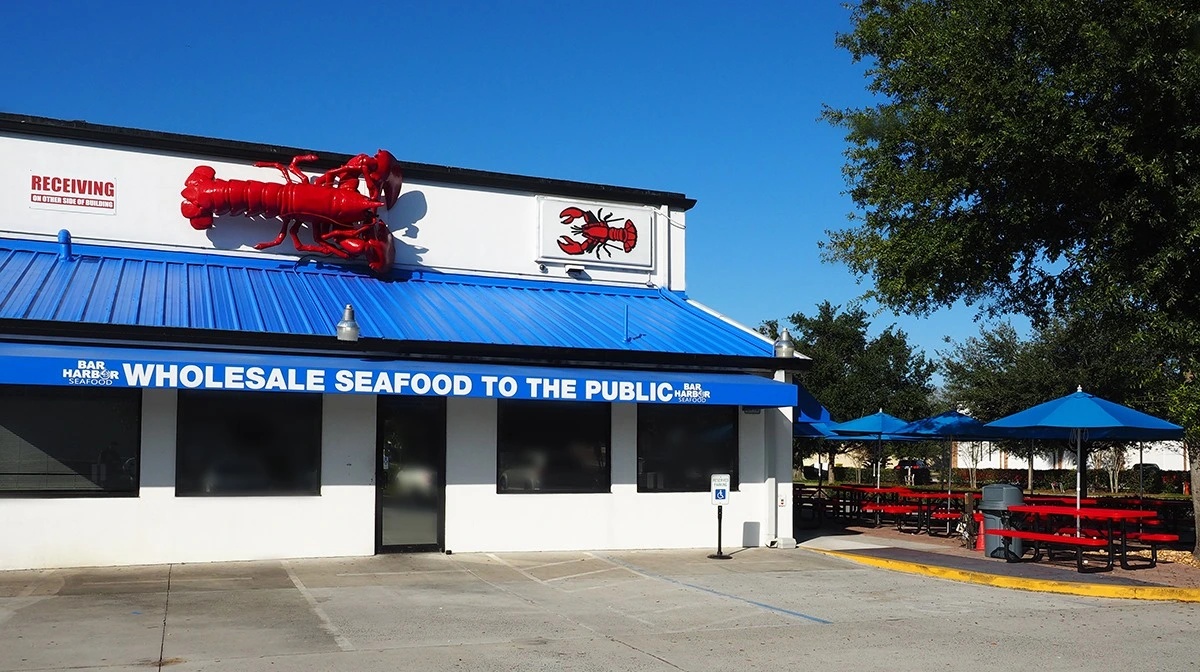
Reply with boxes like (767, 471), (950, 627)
(0, 318), (810, 374)
(0, 113), (696, 211)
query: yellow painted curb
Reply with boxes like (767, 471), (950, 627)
(810, 547), (1200, 602)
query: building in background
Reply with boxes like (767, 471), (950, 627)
(951, 440), (1188, 472)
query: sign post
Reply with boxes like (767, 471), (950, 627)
(708, 474), (732, 560)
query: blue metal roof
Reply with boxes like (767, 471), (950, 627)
(0, 237), (774, 358)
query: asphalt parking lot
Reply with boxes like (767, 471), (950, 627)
(1, 548), (1197, 671)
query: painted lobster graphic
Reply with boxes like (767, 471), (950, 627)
(180, 150), (404, 274)
(557, 207), (638, 258)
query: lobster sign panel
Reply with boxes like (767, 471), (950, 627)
(537, 196), (654, 270)
(180, 151), (403, 274)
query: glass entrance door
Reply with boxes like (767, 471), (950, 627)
(377, 397), (445, 552)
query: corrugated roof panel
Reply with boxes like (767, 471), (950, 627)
(206, 266), (238, 331)
(0, 238), (774, 358)
(0, 252), (32, 317)
(81, 258), (121, 323)
(186, 265), (212, 330)
(50, 258), (91, 322)
(246, 269), (289, 334)
(267, 270), (310, 335)
(138, 262), (167, 327)
(23, 264), (58, 321)
(228, 268), (264, 333)
(164, 263), (190, 328)
(110, 260), (145, 325)
(288, 273), (335, 338)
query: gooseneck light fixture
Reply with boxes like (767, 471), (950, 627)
(336, 304), (360, 342)
(773, 328), (795, 359)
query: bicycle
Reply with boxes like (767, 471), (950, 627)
(956, 510), (978, 548)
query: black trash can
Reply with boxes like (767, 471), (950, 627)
(980, 484), (1024, 559)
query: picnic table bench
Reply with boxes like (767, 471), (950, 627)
(985, 529), (1110, 572)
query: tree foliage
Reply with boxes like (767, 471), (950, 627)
(777, 301), (935, 422)
(823, 1), (1200, 325)
(763, 301), (936, 473)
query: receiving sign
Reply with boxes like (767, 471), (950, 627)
(0, 342), (798, 407)
(710, 474), (731, 505)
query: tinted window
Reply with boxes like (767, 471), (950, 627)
(176, 390), (321, 496)
(637, 404), (738, 492)
(497, 400), (610, 494)
(0, 385), (141, 496)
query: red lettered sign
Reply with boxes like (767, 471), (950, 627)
(29, 174), (117, 214)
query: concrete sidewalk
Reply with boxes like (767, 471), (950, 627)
(2, 548), (1198, 671)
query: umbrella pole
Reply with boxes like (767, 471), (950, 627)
(946, 437), (952, 502)
(1138, 442), (1144, 500)
(1080, 429), (1089, 535)
(945, 437), (953, 535)
(876, 435), (882, 489)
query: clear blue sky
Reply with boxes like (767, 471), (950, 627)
(1, 1), (1024, 366)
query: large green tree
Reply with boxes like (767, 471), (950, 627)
(823, 0), (1200, 553)
(764, 301), (936, 480)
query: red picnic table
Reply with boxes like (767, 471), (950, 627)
(897, 491), (983, 534)
(851, 487), (915, 528)
(1023, 495), (1099, 506)
(995, 504), (1168, 571)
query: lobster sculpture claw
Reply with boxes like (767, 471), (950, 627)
(180, 150), (404, 275)
(372, 150), (404, 209)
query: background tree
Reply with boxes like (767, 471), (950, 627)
(824, 1), (1200, 553)
(941, 312), (1166, 495)
(763, 301), (936, 481)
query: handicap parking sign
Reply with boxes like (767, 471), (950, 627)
(710, 474), (731, 506)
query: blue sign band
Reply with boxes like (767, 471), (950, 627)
(0, 341), (797, 407)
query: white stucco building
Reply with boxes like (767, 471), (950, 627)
(952, 440), (1189, 471)
(0, 114), (805, 571)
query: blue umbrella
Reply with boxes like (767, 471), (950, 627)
(831, 410), (909, 436)
(830, 410), (910, 488)
(986, 387), (1184, 517)
(895, 410), (991, 496)
(895, 410), (1002, 441)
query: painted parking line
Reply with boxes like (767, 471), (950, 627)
(81, 576), (254, 586)
(336, 569), (468, 577)
(544, 567), (622, 582)
(591, 554), (832, 625)
(284, 561), (354, 651)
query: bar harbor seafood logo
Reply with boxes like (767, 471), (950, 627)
(675, 382), (712, 403)
(62, 360), (121, 386)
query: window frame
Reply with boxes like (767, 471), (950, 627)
(635, 403), (740, 494)
(0, 384), (143, 499)
(495, 399), (613, 495)
(174, 389), (323, 498)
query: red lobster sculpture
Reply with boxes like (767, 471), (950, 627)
(557, 207), (637, 258)
(180, 151), (403, 274)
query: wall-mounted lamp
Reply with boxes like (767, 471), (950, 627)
(773, 328), (795, 359)
(564, 264), (586, 277)
(336, 304), (360, 342)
